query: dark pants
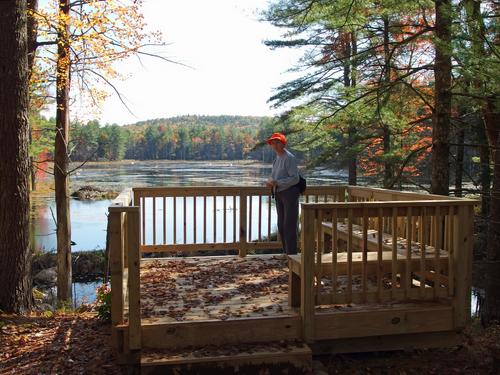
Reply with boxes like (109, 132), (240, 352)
(275, 186), (300, 255)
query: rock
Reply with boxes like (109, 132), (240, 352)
(34, 302), (55, 313)
(71, 185), (116, 200)
(33, 267), (57, 286)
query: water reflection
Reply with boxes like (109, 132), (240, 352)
(73, 281), (100, 306)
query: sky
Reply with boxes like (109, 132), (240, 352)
(92, 0), (301, 125)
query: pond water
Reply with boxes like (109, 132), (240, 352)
(31, 160), (348, 252)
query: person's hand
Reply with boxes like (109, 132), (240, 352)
(266, 178), (277, 188)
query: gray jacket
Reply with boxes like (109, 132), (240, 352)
(271, 149), (299, 192)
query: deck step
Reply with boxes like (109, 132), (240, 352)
(140, 342), (312, 374)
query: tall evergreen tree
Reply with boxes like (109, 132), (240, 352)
(0, 0), (32, 313)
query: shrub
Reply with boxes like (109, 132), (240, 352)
(94, 283), (111, 321)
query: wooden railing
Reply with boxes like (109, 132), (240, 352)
(108, 188), (141, 353)
(132, 186), (347, 257)
(297, 188), (476, 341)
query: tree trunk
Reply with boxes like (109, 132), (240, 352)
(465, 0), (490, 217)
(478, 124), (491, 219)
(382, 16), (393, 189)
(27, 0), (38, 192)
(344, 31), (357, 186)
(485, 99), (500, 258)
(431, 0), (452, 196)
(454, 125), (465, 197)
(462, 0), (500, 326)
(55, 0), (72, 304)
(483, 98), (500, 325)
(0, 0), (32, 313)
(30, 156), (37, 191)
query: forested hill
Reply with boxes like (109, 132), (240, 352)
(56, 115), (277, 162)
(130, 115), (270, 128)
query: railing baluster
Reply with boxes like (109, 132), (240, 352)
(258, 195), (262, 241)
(362, 206), (368, 303)
(203, 195), (207, 244)
(377, 207), (383, 302)
(331, 209), (338, 303)
(248, 195), (253, 241)
(391, 207), (398, 298)
(434, 206), (441, 298)
(315, 210), (324, 298)
(267, 194), (271, 241)
(448, 207), (455, 297)
(152, 197), (156, 245)
(420, 207), (426, 297)
(405, 207), (412, 298)
(233, 195), (237, 243)
(213, 194), (217, 243)
(173, 196), (177, 245)
(223, 195), (227, 243)
(347, 208), (353, 304)
(141, 196), (145, 246)
(239, 193), (247, 257)
(163, 196), (166, 245)
(193, 195), (197, 244)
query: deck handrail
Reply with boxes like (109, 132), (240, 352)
(132, 185), (347, 257)
(298, 197), (476, 342)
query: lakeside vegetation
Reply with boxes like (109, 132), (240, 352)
(33, 114), (283, 163)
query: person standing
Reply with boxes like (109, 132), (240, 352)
(266, 132), (300, 255)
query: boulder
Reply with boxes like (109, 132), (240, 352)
(33, 267), (57, 286)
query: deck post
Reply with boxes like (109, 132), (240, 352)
(127, 207), (142, 351)
(453, 204), (474, 329)
(239, 192), (247, 257)
(301, 205), (316, 343)
(109, 210), (124, 352)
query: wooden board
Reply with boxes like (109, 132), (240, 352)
(322, 221), (448, 257)
(138, 255), (294, 322)
(314, 304), (454, 340)
(141, 342), (312, 375)
(140, 315), (302, 349)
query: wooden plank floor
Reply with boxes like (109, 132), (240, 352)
(139, 254), (295, 323)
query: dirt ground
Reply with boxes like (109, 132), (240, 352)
(1, 312), (500, 374)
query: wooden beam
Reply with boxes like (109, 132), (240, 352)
(314, 305), (454, 340)
(139, 316), (301, 349)
(453, 205), (474, 329)
(301, 207), (316, 342)
(140, 345), (312, 374)
(127, 208), (141, 350)
(108, 210), (124, 352)
(311, 331), (461, 355)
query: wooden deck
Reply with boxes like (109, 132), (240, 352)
(139, 255), (293, 323)
(108, 185), (477, 371)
